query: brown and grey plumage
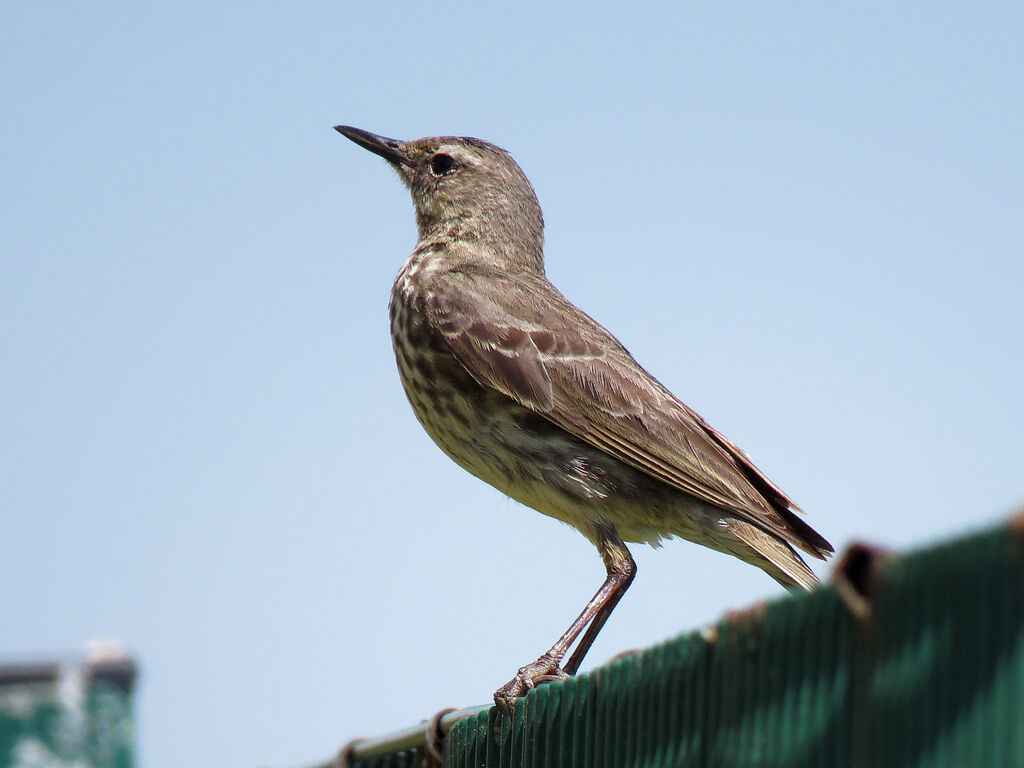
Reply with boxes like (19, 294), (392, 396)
(334, 125), (833, 705)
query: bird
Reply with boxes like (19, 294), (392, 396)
(333, 125), (833, 706)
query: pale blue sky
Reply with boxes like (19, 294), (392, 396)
(2, 3), (1022, 767)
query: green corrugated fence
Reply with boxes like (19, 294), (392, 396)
(335, 513), (1024, 768)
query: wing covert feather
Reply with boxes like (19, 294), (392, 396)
(424, 271), (831, 557)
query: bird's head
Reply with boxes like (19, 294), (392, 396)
(335, 126), (545, 272)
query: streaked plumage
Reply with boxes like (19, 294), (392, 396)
(335, 126), (833, 705)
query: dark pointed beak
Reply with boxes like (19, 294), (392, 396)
(334, 125), (412, 167)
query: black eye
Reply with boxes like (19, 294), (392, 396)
(430, 153), (455, 176)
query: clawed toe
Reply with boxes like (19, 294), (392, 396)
(493, 654), (567, 707)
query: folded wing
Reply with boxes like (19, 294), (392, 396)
(424, 270), (832, 559)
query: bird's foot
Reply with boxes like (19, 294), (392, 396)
(493, 653), (569, 707)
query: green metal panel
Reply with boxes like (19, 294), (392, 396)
(341, 516), (1024, 768)
(0, 658), (136, 768)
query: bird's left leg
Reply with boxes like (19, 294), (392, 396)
(563, 532), (635, 674)
(493, 528), (636, 706)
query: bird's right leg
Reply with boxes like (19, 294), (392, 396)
(493, 529), (636, 706)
